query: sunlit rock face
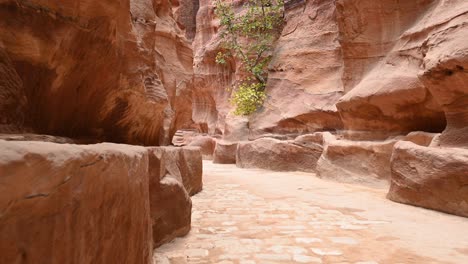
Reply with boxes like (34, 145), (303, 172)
(191, 0), (468, 140)
(188, 0), (468, 218)
(335, 0), (448, 136)
(0, 0), (194, 145)
(388, 141), (468, 218)
(192, 0), (345, 139)
(248, 0), (345, 138)
(385, 0), (468, 218)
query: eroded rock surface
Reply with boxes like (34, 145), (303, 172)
(188, 135), (217, 160)
(317, 139), (395, 187)
(335, 0), (446, 136)
(0, 140), (204, 262)
(148, 148), (192, 248)
(156, 147), (203, 196)
(237, 137), (323, 172)
(213, 140), (238, 164)
(0, 0), (193, 145)
(190, 0), (468, 139)
(248, 0), (344, 137)
(418, 0), (468, 148)
(388, 141), (468, 218)
(0, 140), (153, 264)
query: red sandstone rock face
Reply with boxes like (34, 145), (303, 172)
(237, 137), (323, 172)
(388, 141), (468, 218)
(188, 135), (216, 159)
(213, 140), (238, 164)
(248, 0), (344, 137)
(192, 0), (236, 135)
(159, 147), (203, 196)
(191, 0), (468, 141)
(317, 138), (396, 187)
(0, 49), (27, 133)
(193, 0), (345, 138)
(383, 1), (468, 217)
(148, 147), (192, 248)
(335, 0), (446, 136)
(0, 140), (204, 261)
(417, 0), (468, 148)
(0, 0), (193, 145)
(0, 141), (153, 264)
(316, 131), (441, 187)
(174, 0), (200, 41)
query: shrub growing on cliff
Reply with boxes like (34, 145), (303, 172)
(215, 0), (284, 115)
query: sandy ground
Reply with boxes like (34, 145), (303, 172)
(154, 161), (468, 264)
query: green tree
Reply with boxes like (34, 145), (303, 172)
(215, 0), (284, 115)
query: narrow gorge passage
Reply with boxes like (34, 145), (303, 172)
(155, 162), (468, 264)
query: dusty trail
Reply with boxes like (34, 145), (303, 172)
(155, 161), (468, 264)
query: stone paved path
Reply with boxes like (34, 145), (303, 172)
(154, 162), (468, 264)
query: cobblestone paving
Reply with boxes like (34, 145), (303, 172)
(154, 162), (468, 264)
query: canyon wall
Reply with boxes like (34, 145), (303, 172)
(190, 0), (468, 217)
(0, 0), (194, 145)
(191, 0), (467, 140)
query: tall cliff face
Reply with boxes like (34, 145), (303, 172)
(0, 0), (194, 145)
(191, 0), (468, 141)
(189, 0), (468, 218)
(191, 0), (235, 136)
(249, 0), (344, 137)
(335, 0), (447, 136)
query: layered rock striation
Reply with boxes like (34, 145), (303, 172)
(191, 0), (467, 139)
(0, 0), (194, 145)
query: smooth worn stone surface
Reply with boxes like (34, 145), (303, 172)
(155, 161), (468, 263)
(0, 0), (194, 145)
(316, 138), (396, 188)
(147, 148), (192, 248)
(236, 137), (323, 172)
(0, 140), (153, 264)
(213, 141), (238, 164)
(188, 135), (217, 160)
(155, 146), (203, 196)
(388, 141), (468, 218)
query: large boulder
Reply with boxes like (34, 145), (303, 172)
(147, 148), (192, 248)
(388, 141), (468, 217)
(418, 0), (468, 148)
(315, 131), (438, 187)
(317, 138), (395, 187)
(155, 147), (203, 196)
(401, 131), (439, 147)
(213, 141), (238, 164)
(187, 135), (216, 160)
(236, 137), (323, 172)
(0, 140), (153, 264)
